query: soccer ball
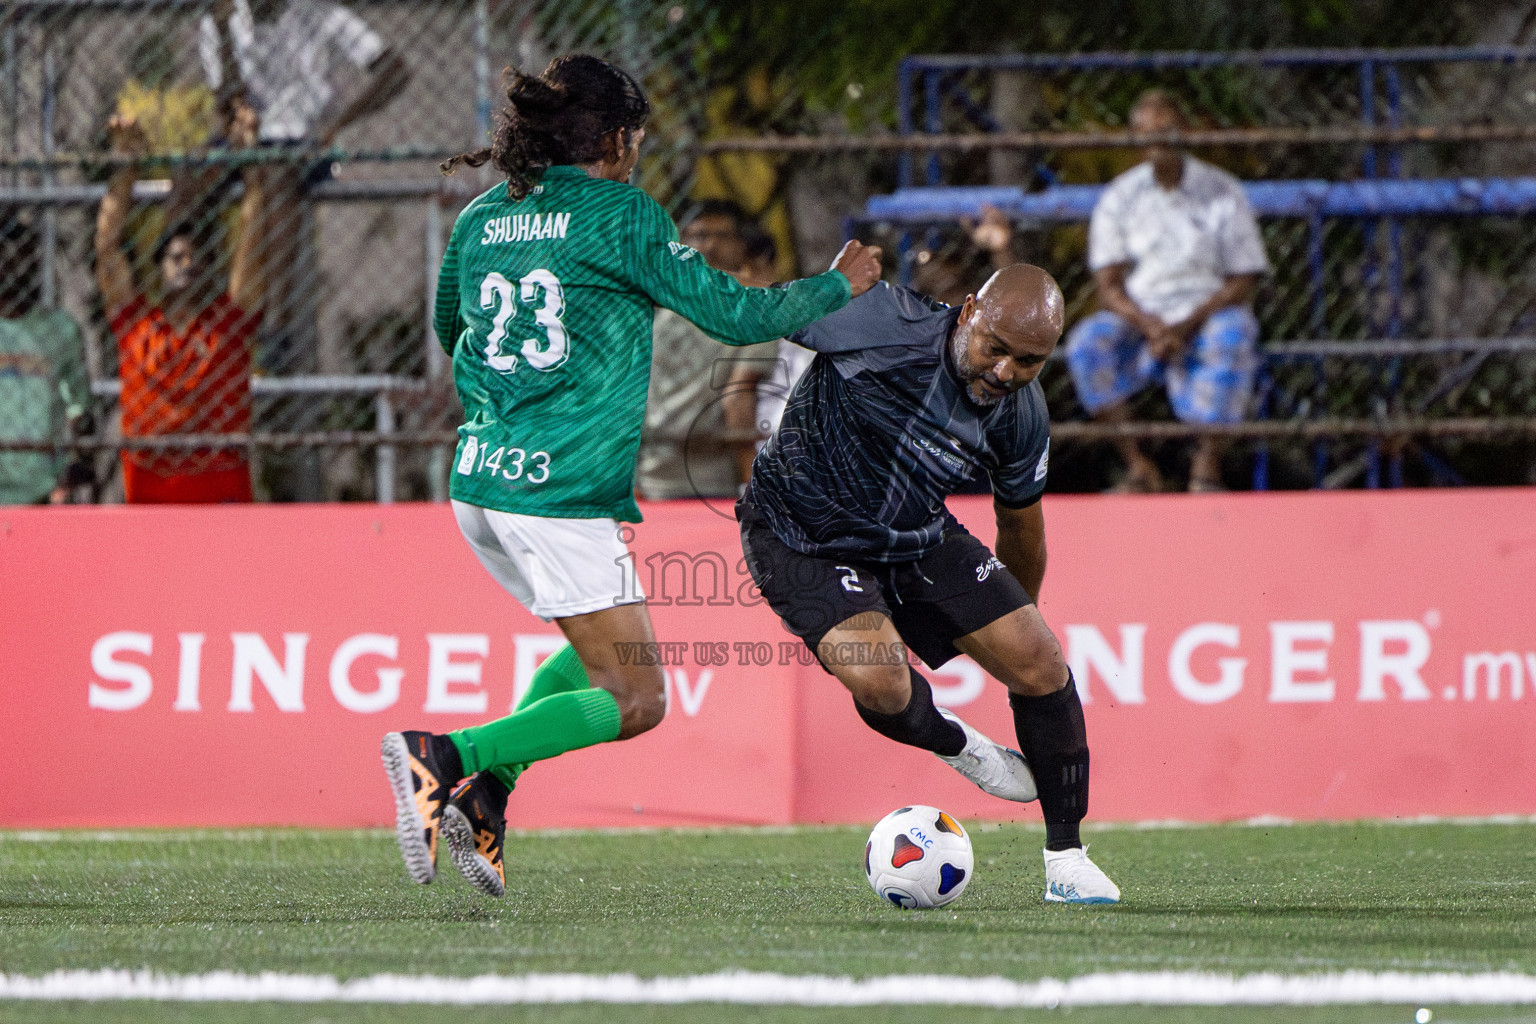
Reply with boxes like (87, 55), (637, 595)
(864, 805), (974, 909)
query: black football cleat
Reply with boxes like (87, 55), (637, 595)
(381, 731), (458, 884)
(442, 773), (509, 898)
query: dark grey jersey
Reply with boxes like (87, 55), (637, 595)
(744, 282), (1051, 563)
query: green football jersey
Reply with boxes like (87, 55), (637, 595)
(435, 166), (851, 521)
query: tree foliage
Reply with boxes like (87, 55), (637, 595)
(699, 0), (1479, 128)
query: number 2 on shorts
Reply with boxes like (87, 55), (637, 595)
(480, 269), (569, 373)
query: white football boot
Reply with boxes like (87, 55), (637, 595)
(934, 708), (1038, 802)
(1043, 845), (1121, 904)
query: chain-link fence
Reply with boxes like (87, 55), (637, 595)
(824, 47), (1536, 489)
(4, 1), (1536, 502)
(0, 0), (712, 503)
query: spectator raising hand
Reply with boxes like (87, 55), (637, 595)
(95, 106), (271, 504)
(962, 205), (1016, 271)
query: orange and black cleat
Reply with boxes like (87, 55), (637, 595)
(381, 731), (459, 884)
(442, 773), (509, 898)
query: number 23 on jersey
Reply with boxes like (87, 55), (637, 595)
(479, 269), (568, 373)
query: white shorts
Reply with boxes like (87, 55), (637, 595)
(452, 500), (645, 621)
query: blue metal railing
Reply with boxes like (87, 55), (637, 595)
(865, 178), (1536, 222)
(863, 177), (1536, 346)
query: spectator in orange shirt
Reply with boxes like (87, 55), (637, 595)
(95, 103), (269, 503)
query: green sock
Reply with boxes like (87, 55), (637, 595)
(450, 688), (621, 778)
(517, 644), (591, 710)
(487, 644), (593, 791)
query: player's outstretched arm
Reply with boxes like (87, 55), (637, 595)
(994, 499), (1048, 602)
(627, 194), (880, 346)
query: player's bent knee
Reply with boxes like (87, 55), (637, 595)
(833, 661), (911, 715)
(591, 665), (667, 739)
(612, 684), (666, 738)
(993, 617), (1068, 697)
(1011, 659), (1067, 697)
(1022, 633), (1068, 695)
(620, 689), (667, 737)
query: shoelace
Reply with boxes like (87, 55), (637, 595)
(1051, 854), (1111, 889)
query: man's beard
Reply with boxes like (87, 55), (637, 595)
(951, 325), (1006, 407)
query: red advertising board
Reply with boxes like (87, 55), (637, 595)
(3, 490), (1533, 829)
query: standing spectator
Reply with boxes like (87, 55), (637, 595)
(197, 0), (410, 373)
(1065, 90), (1269, 492)
(198, 0), (411, 500)
(637, 200), (776, 500)
(95, 107), (269, 503)
(198, 0), (409, 151)
(0, 212), (90, 504)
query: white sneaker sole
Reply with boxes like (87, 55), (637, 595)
(380, 732), (435, 884)
(442, 804), (506, 898)
(1044, 888), (1119, 905)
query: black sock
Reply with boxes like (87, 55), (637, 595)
(1009, 672), (1089, 851)
(854, 667), (966, 757)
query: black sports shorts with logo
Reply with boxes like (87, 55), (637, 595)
(737, 499), (1032, 670)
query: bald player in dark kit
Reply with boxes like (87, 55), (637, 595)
(738, 264), (1120, 904)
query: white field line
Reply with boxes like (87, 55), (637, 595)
(2, 970), (1535, 1006)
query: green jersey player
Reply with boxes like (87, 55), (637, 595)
(381, 54), (882, 897)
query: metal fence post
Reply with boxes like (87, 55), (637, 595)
(375, 390), (396, 504)
(1383, 63), (1406, 486)
(1357, 59), (1382, 483)
(39, 20), (57, 310)
(4, 22), (18, 189)
(923, 69), (942, 185)
(474, 0), (491, 143)
(425, 196), (448, 501)
(896, 59), (914, 188)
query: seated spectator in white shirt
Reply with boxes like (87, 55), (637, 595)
(1065, 89), (1270, 492)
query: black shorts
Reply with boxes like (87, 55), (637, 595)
(737, 500), (1032, 670)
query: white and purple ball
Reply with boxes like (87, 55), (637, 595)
(864, 805), (974, 909)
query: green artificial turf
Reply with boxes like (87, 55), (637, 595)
(1, 820), (1533, 1023)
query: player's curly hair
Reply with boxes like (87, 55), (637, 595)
(441, 54), (651, 200)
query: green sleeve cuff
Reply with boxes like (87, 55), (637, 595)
(822, 268), (854, 305)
